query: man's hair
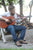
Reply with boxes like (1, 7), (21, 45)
(8, 5), (15, 11)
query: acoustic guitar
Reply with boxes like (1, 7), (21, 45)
(0, 16), (15, 28)
(0, 16), (28, 28)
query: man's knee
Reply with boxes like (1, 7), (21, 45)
(8, 25), (14, 29)
(24, 26), (26, 29)
(22, 26), (26, 30)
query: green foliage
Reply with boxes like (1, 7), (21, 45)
(0, 0), (24, 7)
(6, 2), (9, 6)
(23, 0), (25, 4)
(0, 0), (19, 6)
(13, 0), (19, 4)
(0, 0), (2, 3)
(7, 0), (19, 5)
(0, 5), (2, 8)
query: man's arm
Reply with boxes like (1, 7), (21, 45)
(0, 17), (9, 22)
(0, 12), (9, 22)
(17, 13), (27, 22)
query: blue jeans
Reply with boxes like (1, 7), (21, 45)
(6, 25), (26, 43)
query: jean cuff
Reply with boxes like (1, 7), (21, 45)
(14, 39), (19, 43)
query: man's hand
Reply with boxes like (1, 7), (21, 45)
(5, 19), (10, 22)
(2, 17), (10, 22)
(21, 16), (27, 22)
(22, 16), (27, 19)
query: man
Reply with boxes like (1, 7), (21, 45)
(0, 5), (27, 47)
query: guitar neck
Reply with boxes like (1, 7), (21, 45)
(13, 16), (28, 21)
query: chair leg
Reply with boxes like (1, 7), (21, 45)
(1, 28), (7, 43)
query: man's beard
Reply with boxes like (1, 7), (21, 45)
(11, 13), (14, 16)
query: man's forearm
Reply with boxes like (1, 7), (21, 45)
(0, 17), (8, 21)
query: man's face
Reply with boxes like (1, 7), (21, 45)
(9, 8), (15, 15)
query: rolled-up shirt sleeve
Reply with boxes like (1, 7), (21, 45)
(0, 13), (5, 19)
(0, 16), (2, 18)
(0, 12), (9, 19)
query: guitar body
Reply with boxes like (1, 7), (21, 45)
(0, 16), (15, 28)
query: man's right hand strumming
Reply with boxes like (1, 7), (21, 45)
(2, 17), (10, 22)
(5, 19), (10, 22)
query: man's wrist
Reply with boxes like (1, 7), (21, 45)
(2, 17), (7, 21)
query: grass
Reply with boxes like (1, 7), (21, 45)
(0, 48), (33, 50)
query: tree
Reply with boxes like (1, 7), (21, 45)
(0, 0), (19, 11)
(29, 0), (33, 22)
(0, 0), (7, 12)
(2, 0), (7, 12)
(19, 0), (23, 16)
(7, 0), (13, 6)
(0, 0), (24, 16)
